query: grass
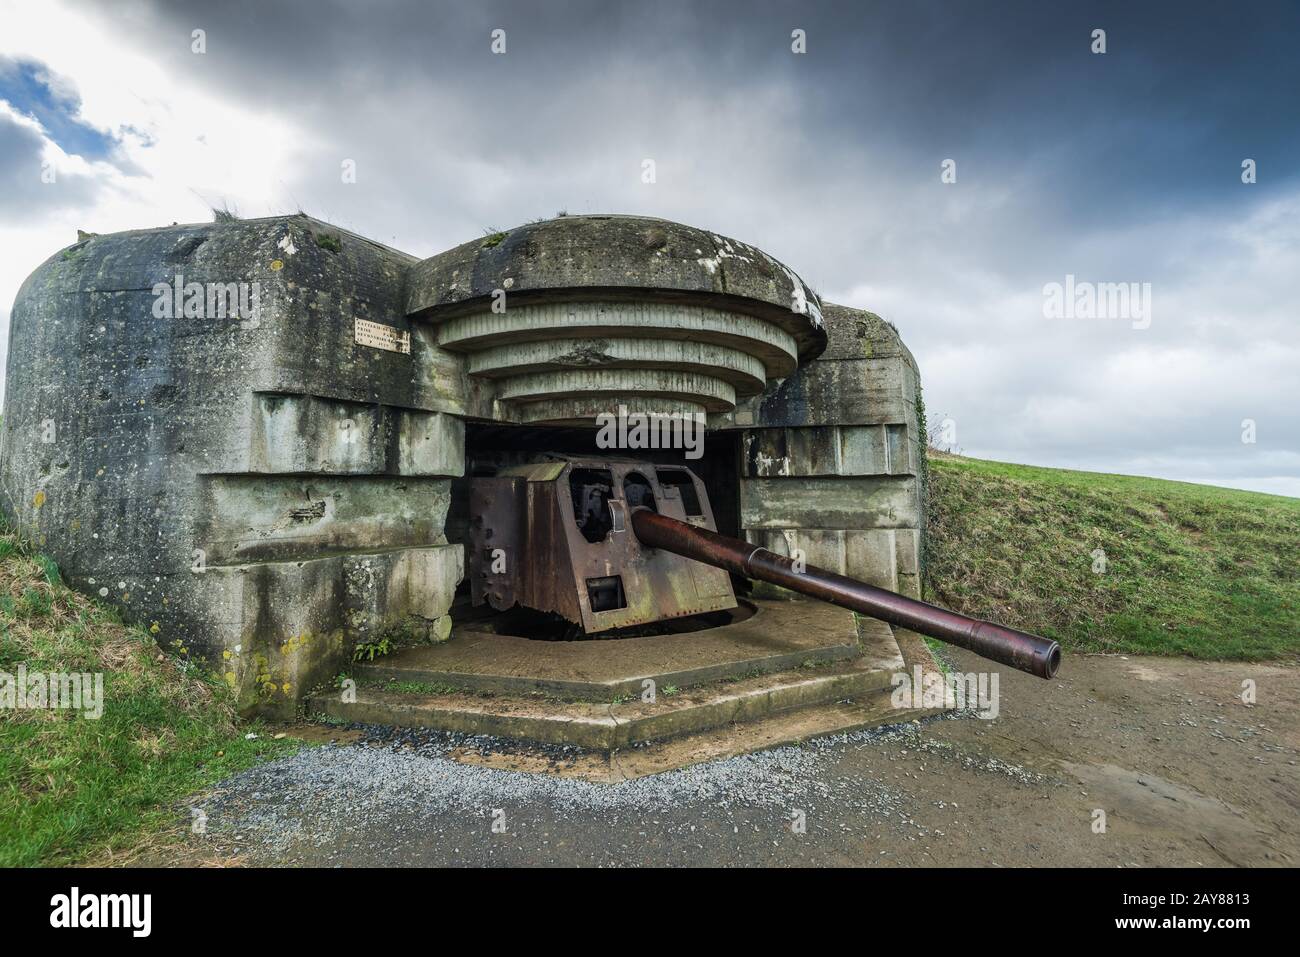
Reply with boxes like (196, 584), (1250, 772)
(924, 453), (1300, 660)
(922, 637), (952, 675)
(0, 524), (298, 867)
(314, 232), (342, 254)
(361, 676), (468, 697)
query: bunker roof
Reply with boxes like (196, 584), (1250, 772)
(405, 214), (828, 363)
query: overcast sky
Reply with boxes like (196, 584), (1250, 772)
(1, 0), (1296, 495)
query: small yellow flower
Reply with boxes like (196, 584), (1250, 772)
(270, 259), (284, 271)
(33, 490), (46, 508)
(149, 622), (160, 634)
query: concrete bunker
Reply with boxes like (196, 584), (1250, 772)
(1, 213), (935, 738)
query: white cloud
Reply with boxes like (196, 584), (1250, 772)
(0, 0), (320, 393)
(829, 188), (1300, 495)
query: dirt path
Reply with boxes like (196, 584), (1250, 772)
(160, 651), (1298, 867)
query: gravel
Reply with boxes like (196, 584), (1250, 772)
(188, 715), (970, 862)
(183, 708), (1067, 865)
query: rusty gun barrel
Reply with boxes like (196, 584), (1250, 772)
(630, 508), (1061, 679)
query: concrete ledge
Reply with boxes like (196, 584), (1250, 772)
(355, 598), (869, 700)
(460, 693), (949, 783)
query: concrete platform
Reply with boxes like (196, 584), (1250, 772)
(358, 598), (866, 701)
(305, 603), (947, 774)
(313, 653), (898, 751)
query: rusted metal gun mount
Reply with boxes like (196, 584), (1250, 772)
(469, 454), (1061, 678)
(469, 455), (735, 633)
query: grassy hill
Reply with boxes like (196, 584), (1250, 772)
(923, 454), (1300, 660)
(0, 524), (296, 866)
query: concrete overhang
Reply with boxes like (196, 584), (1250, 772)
(405, 215), (827, 425)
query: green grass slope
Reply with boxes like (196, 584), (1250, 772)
(923, 454), (1300, 660)
(0, 525), (297, 867)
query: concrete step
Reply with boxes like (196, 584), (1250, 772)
(309, 656), (903, 752)
(448, 693), (947, 783)
(354, 597), (867, 702)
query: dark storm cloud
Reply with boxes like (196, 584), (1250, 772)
(95, 0), (1300, 303)
(113, 0), (1300, 220)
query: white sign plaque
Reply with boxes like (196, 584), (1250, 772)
(354, 318), (410, 354)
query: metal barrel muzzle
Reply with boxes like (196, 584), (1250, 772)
(630, 508), (1061, 679)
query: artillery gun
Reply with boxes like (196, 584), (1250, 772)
(469, 454), (1060, 679)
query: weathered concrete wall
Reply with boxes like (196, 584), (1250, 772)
(0, 215), (464, 716)
(715, 304), (925, 598)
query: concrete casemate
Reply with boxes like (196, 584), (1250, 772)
(1, 213), (924, 718)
